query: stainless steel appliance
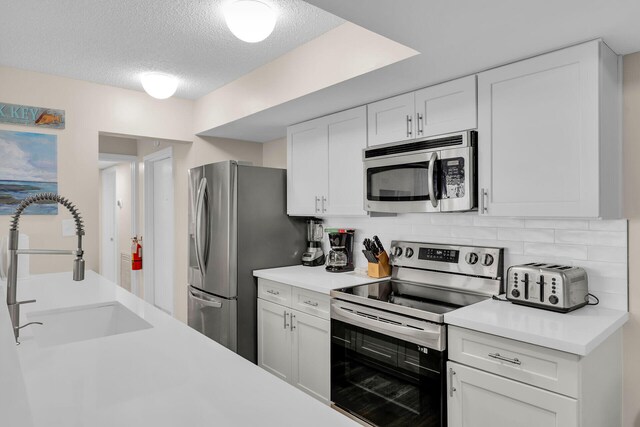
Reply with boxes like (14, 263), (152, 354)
(187, 161), (305, 363)
(330, 241), (503, 426)
(301, 218), (325, 266)
(326, 228), (355, 273)
(363, 131), (477, 213)
(506, 263), (589, 312)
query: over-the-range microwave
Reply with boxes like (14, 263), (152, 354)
(363, 130), (477, 213)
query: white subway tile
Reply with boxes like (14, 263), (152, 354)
(587, 246), (627, 263)
(555, 230), (589, 245)
(587, 276), (628, 294)
(587, 231), (627, 247)
(588, 291), (628, 311)
(498, 228), (554, 243)
(572, 260), (627, 279)
(411, 224), (452, 237)
(414, 236), (474, 245)
(524, 243), (588, 260)
(430, 214), (474, 226)
(589, 220), (627, 231)
(473, 239), (524, 255)
(473, 217), (524, 228)
(451, 226), (497, 239)
(524, 219), (589, 230)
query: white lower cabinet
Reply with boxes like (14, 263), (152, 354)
(447, 361), (578, 427)
(447, 326), (623, 427)
(257, 280), (331, 404)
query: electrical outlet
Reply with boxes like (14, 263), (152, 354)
(62, 219), (75, 237)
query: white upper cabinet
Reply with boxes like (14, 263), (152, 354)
(415, 75), (477, 138)
(367, 92), (415, 146)
(367, 76), (478, 147)
(287, 106), (367, 217)
(478, 40), (621, 218)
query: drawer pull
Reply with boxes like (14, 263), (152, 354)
(266, 289), (280, 296)
(488, 352), (521, 365)
(303, 300), (319, 307)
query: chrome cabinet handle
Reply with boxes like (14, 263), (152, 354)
(321, 196), (327, 213)
(427, 151), (439, 208)
(266, 289), (280, 296)
(303, 300), (319, 307)
(315, 196), (320, 213)
(284, 311), (289, 329)
(449, 367), (456, 397)
(480, 188), (488, 214)
(416, 113), (423, 135)
(406, 115), (413, 137)
(488, 352), (521, 365)
(291, 314), (296, 331)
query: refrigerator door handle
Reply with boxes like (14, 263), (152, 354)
(189, 288), (223, 308)
(195, 177), (208, 277)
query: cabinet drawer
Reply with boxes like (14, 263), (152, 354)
(448, 326), (580, 398)
(291, 287), (330, 320)
(258, 279), (292, 306)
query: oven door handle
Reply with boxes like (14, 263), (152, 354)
(332, 304), (443, 349)
(427, 151), (439, 208)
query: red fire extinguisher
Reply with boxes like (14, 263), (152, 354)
(132, 236), (142, 270)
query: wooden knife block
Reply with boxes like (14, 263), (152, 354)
(368, 251), (391, 278)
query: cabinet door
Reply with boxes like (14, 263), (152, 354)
(477, 41), (600, 217)
(257, 299), (291, 382)
(326, 106), (367, 216)
(415, 75), (477, 138)
(287, 119), (328, 216)
(367, 92), (415, 146)
(291, 310), (331, 404)
(447, 362), (578, 427)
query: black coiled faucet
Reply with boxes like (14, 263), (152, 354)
(6, 193), (85, 343)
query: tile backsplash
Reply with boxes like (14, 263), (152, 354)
(323, 213), (628, 311)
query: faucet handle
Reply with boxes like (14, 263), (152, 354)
(17, 299), (36, 306)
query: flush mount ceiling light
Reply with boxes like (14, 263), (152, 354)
(223, 0), (277, 43)
(140, 72), (178, 99)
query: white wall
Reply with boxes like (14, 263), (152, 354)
(262, 137), (286, 169)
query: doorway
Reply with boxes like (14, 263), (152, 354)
(143, 147), (174, 315)
(98, 152), (138, 294)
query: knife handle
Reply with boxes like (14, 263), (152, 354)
(373, 235), (385, 252)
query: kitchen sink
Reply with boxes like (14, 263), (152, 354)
(27, 301), (153, 347)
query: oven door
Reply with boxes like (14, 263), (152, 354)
(331, 300), (446, 427)
(364, 152), (440, 213)
(438, 146), (476, 212)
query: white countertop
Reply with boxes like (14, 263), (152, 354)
(253, 265), (385, 294)
(2, 271), (359, 427)
(444, 298), (629, 356)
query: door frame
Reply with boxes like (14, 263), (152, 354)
(100, 166), (118, 283)
(143, 146), (174, 315)
(98, 153), (139, 295)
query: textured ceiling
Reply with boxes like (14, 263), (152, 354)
(0, 0), (343, 99)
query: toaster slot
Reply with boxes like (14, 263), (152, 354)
(537, 275), (545, 302)
(523, 273), (529, 300)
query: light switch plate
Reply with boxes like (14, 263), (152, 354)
(62, 219), (75, 237)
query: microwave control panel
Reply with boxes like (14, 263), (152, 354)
(441, 157), (465, 199)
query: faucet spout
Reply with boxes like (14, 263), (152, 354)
(6, 192), (86, 342)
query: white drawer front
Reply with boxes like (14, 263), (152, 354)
(258, 279), (292, 306)
(448, 326), (580, 398)
(291, 287), (330, 320)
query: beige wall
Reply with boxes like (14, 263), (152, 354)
(0, 65), (193, 275)
(114, 162), (132, 259)
(623, 51), (640, 427)
(262, 137), (286, 169)
(99, 135), (138, 156)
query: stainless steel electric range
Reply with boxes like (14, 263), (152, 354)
(330, 241), (504, 427)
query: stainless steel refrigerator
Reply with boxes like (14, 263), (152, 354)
(187, 161), (305, 363)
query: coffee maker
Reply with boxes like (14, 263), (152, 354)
(326, 228), (355, 273)
(301, 218), (325, 266)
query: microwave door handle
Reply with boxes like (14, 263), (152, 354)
(195, 178), (207, 277)
(427, 151), (439, 208)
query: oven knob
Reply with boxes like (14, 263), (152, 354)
(465, 252), (479, 265)
(482, 254), (494, 266)
(392, 246), (403, 257)
(549, 295), (559, 305)
(511, 289), (521, 298)
(405, 248), (414, 258)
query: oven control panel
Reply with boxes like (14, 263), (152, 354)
(389, 240), (504, 279)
